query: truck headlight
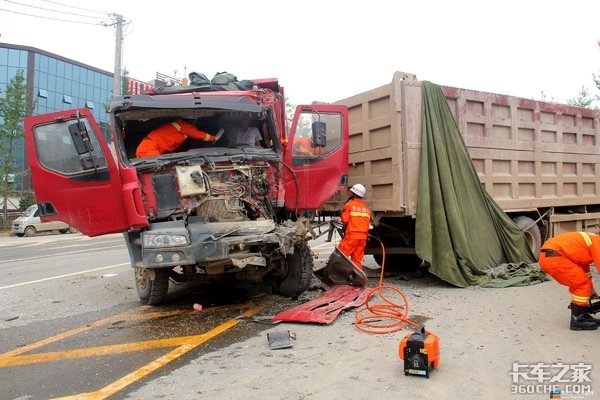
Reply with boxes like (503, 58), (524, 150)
(143, 234), (189, 248)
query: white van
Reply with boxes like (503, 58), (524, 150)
(11, 205), (72, 237)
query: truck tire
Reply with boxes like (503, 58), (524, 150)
(513, 216), (541, 257)
(275, 244), (313, 297)
(24, 226), (36, 237)
(135, 267), (170, 305)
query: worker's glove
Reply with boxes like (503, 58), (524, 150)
(215, 129), (225, 142)
(592, 289), (599, 300)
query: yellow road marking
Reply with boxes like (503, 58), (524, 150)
(0, 303), (247, 361)
(50, 305), (264, 400)
(1, 335), (201, 367)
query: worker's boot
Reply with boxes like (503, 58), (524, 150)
(570, 303), (598, 331)
(585, 305), (600, 326)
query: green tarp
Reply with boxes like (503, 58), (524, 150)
(415, 81), (547, 288)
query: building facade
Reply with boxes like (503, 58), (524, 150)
(0, 43), (114, 192)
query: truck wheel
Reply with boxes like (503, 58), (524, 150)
(275, 244), (313, 297)
(24, 226), (36, 237)
(513, 216), (541, 257)
(135, 267), (170, 305)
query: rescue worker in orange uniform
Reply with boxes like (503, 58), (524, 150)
(292, 127), (317, 156)
(338, 184), (371, 270)
(136, 119), (224, 158)
(538, 231), (600, 331)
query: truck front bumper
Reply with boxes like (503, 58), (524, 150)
(137, 217), (297, 269)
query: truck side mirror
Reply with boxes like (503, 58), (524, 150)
(68, 121), (99, 171)
(312, 121), (326, 147)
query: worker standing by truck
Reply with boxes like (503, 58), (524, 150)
(538, 231), (600, 331)
(339, 184), (371, 270)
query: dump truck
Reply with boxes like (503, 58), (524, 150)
(325, 71), (600, 264)
(24, 77), (349, 304)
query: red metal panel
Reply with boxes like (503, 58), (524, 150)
(272, 285), (368, 324)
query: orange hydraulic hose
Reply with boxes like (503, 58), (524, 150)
(354, 236), (420, 334)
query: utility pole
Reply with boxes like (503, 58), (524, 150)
(111, 14), (124, 98)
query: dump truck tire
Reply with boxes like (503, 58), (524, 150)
(514, 216), (541, 257)
(135, 267), (169, 305)
(276, 244), (313, 297)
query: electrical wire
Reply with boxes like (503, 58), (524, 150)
(38, 0), (108, 15)
(0, 6), (102, 24)
(1, 0), (106, 19)
(354, 235), (420, 334)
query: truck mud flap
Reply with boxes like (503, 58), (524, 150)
(272, 285), (368, 324)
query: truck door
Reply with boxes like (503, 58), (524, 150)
(24, 108), (146, 236)
(284, 105), (349, 211)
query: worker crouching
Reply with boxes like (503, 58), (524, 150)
(338, 184), (371, 270)
(538, 231), (600, 331)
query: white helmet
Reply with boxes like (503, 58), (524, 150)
(349, 183), (366, 198)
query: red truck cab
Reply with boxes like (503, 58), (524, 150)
(24, 79), (348, 304)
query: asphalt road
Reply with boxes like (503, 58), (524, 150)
(0, 232), (322, 399)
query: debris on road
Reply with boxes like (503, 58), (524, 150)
(267, 330), (296, 350)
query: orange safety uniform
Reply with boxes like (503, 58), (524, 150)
(338, 197), (371, 269)
(292, 136), (315, 156)
(538, 231), (599, 306)
(136, 120), (216, 157)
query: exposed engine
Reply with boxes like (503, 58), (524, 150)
(142, 162), (277, 224)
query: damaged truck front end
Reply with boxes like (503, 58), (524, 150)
(24, 81), (348, 305)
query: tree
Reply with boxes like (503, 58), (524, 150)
(18, 191), (36, 212)
(285, 96), (295, 133)
(0, 69), (28, 220)
(567, 86), (597, 108)
(121, 67), (130, 96)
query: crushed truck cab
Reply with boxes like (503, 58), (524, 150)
(24, 78), (348, 304)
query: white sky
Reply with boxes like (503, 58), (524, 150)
(1, 0), (599, 106)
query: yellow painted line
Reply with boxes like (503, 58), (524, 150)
(1, 335), (201, 367)
(0, 308), (142, 360)
(0, 303), (245, 361)
(51, 305), (265, 400)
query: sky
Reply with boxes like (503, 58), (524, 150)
(1, 0), (599, 106)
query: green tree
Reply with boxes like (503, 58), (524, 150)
(285, 96), (295, 133)
(18, 191), (36, 212)
(567, 86), (597, 108)
(121, 67), (130, 96)
(0, 69), (28, 220)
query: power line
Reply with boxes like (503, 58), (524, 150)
(38, 0), (108, 16)
(1, 0), (105, 19)
(0, 7), (102, 25)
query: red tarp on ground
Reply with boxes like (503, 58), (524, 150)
(272, 285), (369, 324)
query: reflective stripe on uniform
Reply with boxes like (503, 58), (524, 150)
(171, 122), (182, 131)
(349, 212), (370, 218)
(578, 232), (592, 247)
(202, 135), (212, 141)
(572, 294), (590, 303)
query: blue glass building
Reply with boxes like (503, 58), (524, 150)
(0, 43), (114, 191)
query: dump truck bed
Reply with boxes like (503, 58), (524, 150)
(327, 72), (600, 223)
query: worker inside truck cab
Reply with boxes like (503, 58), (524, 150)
(231, 114), (263, 147)
(338, 184), (371, 270)
(538, 231), (600, 331)
(292, 125), (318, 156)
(135, 119), (224, 157)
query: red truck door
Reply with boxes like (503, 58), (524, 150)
(284, 105), (349, 211)
(24, 108), (146, 236)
